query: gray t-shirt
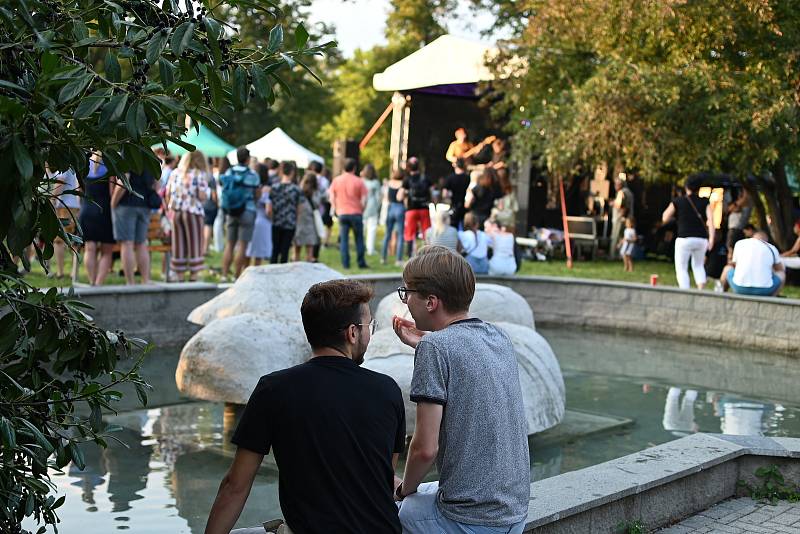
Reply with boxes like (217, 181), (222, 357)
(409, 318), (530, 526)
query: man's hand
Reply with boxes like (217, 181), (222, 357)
(392, 316), (426, 348)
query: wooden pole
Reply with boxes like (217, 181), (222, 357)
(559, 176), (573, 269)
(359, 101), (394, 150)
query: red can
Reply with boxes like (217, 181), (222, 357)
(650, 274), (659, 286)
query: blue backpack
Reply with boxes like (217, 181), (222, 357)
(221, 167), (253, 216)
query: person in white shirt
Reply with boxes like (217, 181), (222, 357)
(484, 219), (517, 276)
(721, 231), (784, 296)
(458, 212), (489, 274)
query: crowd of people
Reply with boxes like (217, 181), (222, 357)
(41, 129), (521, 285)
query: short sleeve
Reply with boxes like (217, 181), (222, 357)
(409, 340), (447, 405)
(231, 376), (274, 455)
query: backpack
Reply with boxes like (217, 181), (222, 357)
(221, 167), (253, 216)
(408, 175), (430, 208)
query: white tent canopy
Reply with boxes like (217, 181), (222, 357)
(227, 127), (324, 168)
(373, 34), (495, 92)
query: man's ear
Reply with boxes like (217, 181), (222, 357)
(426, 295), (439, 313)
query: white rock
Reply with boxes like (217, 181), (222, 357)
(176, 313), (309, 404)
(363, 321), (564, 435)
(187, 263), (344, 326)
(374, 283), (534, 331)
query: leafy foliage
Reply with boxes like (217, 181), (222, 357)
(739, 464), (800, 504)
(479, 0), (800, 246)
(0, 0), (330, 531)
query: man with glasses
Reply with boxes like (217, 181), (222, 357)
(392, 246), (530, 534)
(205, 279), (406, 534)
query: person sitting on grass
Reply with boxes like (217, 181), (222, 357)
(720, 231), (785, 296)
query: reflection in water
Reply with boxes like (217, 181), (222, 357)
(662, 387), (699, 436)
(32, 331), (800, 534)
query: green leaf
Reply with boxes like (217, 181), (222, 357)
(0, 417), (16, 449)
(68, 442), (85, 470)
(205, 17), (222, 40)
(295, 23), (309, 49)
(125, 101), (142, 140)
(279, 52), (296, 70)
(251, 66), (272, 100)
(18, 419), (54, 455)
(73, 88), (110, 119)
(105, 51), (121, 82)
(99, 93), (128, 129)
(233, 65), (248, 107)
(11, 135), (33, 179)
(89, 404), (103, 432)
(41, 52), (59, 74)
(149, 94), (183, 113)
(58, 73), (91, 104)
(293, 56), (322, 85)
(72, 20), (89, 41)
(268, 24), (283, 53)
(163, 135), (195, 152)
(170, 22), (195, 57)
(158, 58), (175, 87)
(185, 81), (202, 105)
(207, 67), (223, 108)
(134, 382), (149, 406)
(146, 31), (169, 65)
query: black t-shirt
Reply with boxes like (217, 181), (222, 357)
(444, 172), (470, 210)
(119, 170), (156, 208)
(402, 173), (431, 210)
(232, 356), (406, 534)
(671, 195), (709, 238)
(471, 184), (495, 217)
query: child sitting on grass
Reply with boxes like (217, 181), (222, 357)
(618, 217), (637, 272)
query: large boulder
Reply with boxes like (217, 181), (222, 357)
(364, 321), (564, 435)
(187, 263), (344, 326)
(176, 313), (309, 404)
(374, 283), (534, 331)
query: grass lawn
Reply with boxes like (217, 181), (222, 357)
(19, 224), (800, 300)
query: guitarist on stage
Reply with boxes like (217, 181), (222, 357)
(445, 127), (496, 166)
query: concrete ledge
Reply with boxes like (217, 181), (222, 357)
(523, 433), (800, 532)
(69, 273), (799, 355)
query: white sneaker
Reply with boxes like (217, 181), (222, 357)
(714, 279), (724, 292)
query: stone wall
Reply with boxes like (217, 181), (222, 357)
(73, 282), (221, 346)
(74, 274), (799, 356)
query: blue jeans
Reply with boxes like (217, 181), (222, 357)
(727, 269), (781, 296)
(338, 214), (366, 268)
(382, 202), (405, 262)
(399, 482), (526, 534)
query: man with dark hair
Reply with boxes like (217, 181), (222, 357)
(205, 279), (406, 534)
(443, 158), (470, 229)
(220, 146), (260, 279)
(392, 246), (529, 534)
(330, 157), (369, 269)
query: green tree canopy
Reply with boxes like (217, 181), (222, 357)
(480, 0), (799, 245)
(0, 0), (329, 531)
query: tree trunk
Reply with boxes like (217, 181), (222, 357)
(771, 159), (796, 250)
(743, 180), (769, 234)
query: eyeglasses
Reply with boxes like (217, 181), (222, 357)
(354, 319), (377, 335)
(397, 286), (419, 304)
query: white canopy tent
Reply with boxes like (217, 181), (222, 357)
(227, 127), (324, 168)
(372, 34), (495, 91)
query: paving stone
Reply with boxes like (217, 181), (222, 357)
(656, 499), (800, 534)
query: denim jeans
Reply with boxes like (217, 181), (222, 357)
(338, 214), (366, 268)
(399, 482), (526, 534)
(382, 202), (405, 262)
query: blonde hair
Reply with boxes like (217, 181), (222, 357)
(430, 204), (450, 237)
(403, 245), (475, 313)
(178, 150), (209, 175)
